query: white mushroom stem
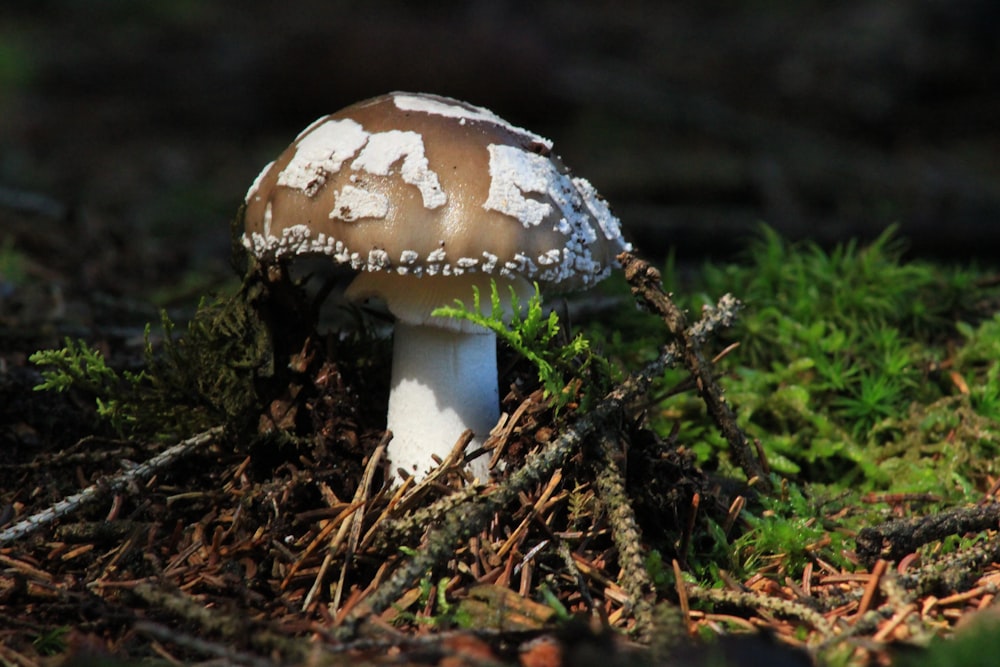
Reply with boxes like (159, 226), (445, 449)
(386, 322), (497, 481)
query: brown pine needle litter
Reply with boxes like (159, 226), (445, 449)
(3, 252), (1000, 666)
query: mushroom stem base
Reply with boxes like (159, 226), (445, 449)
(386, 323), (497, 482)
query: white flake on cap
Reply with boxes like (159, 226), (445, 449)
(484, 144), (553, 227)
(573, 176), (629, 243)
(392, 93), (552, 150)
(244, 223), (310, 257)
(330, 185), (389, 221)
(478, 141), (632, 287)
(350, 130), (446, 209)
(243, 224), (389, 273)
(368, 248), (390, 270)
(245, 160), (274, 203)
(277, 119), (368, 196)
(275, 117), (447, 212)
(241, 218), (611, 288)
(537, 249), (561, 266)
(293, 115), (333, 142)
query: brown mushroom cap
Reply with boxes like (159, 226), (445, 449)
(242, 92), (630, 293)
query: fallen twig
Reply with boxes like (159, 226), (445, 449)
(618, 251), (770, 492)
(856, 502), (1000, 566)
(897, 532), (1000, 596)
(686, 584), (836, 638)
(591, 428), (656, 641)
(0, 427), (222, 545)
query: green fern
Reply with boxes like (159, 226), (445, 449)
(432, 281), (611, 408)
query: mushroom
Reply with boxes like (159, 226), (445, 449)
(242, 92), (630, 482)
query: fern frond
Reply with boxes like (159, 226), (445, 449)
(432, 281), (612, 408)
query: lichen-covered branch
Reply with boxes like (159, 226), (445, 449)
(896, 531), (1000, 596)
(686, 584), (835, 638)
(371, 483), (484, 552)
(0, 427), (222, 545)
(856, 502), (1000, 566)
(591, 429), (656, 640)
(618, 251), (770, 492)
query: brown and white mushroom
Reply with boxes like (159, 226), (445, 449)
(242, 91), (630, 482)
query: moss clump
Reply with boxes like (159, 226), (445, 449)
(650, 225), (999, 494)
(30, 288), (270, 441)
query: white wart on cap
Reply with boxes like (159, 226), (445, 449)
(242, 92), (631, 481)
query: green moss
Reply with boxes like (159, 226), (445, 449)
(30, 288), (269, 441)
(647, 225), (1000, 499)
(732, 483), (852, 577)
(895, 618), (1000, 667)
(600, 225), (1000, 584)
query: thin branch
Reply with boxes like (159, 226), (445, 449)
(618, 251), (770, 492)
(856, 502), (1000, 566)
(897, 532), (1000, 596)
(0, 427), (222, 545)
(590, 428), (656, 641)
(686, 584), (836, 638)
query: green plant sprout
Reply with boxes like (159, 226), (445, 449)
(732, 484), (850, 578)
(389, 575), (473, 630)
(31, 626), (69, 657)
(30, 337), (149, 433)
(432, 280), (614, 409)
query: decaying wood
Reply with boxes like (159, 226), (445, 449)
(856, 502), (1000, 566)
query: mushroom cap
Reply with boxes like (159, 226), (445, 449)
(242, 92), (630, 294)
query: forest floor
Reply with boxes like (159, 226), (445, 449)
(3, 3), (1000, 666)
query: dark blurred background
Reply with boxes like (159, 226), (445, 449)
(1, 0), (999, 301)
